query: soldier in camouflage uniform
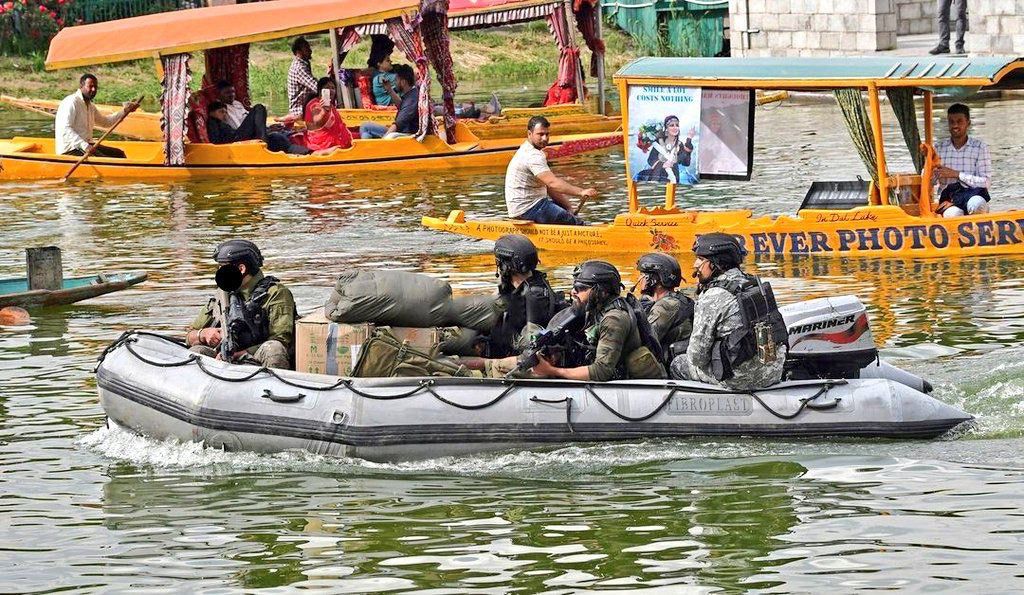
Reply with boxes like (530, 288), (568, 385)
(670, 234), (787, 390)
(636, 252), (694, 363)
(185, 240), (296, 370)
(531, 260), (665, 381)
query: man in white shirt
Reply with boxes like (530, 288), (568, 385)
(55, 73), (139, 158)
(215, 80), (267, 142)
(504, 116), (596, 225)
(934, 103), (992, 218)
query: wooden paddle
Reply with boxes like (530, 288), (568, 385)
(573, 191), (594, 215)
(60, 95), (142, 182)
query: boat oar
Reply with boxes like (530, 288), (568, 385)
(60, 95), (142, 182)
(573, 192), (593, 216)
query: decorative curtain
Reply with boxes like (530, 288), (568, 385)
(420, 0), (456, 143)
(886, 88), (923, 173)
(834, 88), (895, 204)
(548, 4), (581, 89)
(573, 0), (604, 77)
(203, 44), (250, 107)
(336, 26), (366, 66)
(161, 53), (191, 166)
(387, 15), (435, 140)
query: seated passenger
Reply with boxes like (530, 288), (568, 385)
(214, 80), (268, 142)
(369, 54), (400, 107)
(504, 116), (596, 226)
(669, 234), (787, 390)
(303, 77), (353, 153)
(635, 253), (694, 364)
(529, 261), (665, 382)
(935, 103), (991, 218)
(359, 64), (420, 139)
(184, 240), (297, 370)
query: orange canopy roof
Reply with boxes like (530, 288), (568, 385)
(46, 0), (419, 71)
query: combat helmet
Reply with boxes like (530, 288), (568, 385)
(213, 239), (264, 273)
(636, 252), (682, 290)
(494, 234), (539, 275)
(692, 233), (745, 271)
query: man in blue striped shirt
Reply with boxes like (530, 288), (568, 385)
(934, 103), (991, 218)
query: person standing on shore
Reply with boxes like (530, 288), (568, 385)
(930, 0), (968, 55)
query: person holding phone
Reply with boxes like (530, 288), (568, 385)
(302, 77), (353, 153)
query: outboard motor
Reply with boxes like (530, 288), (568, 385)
(779, 295), (932, 393)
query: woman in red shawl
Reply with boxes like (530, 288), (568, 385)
(303, 77), (353, 152)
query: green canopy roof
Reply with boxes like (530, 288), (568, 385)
(614, 56), (1024, 89)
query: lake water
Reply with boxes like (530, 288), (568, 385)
(1, 97), (1022, 592)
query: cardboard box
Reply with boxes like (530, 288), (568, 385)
(294, 310), (441, 376)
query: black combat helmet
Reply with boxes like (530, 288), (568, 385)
(213, 239), (264, 272)
(573, 260), (622, 294)
(692, 233), (745, 271)
(637, 252), (682, 289)
(494, 234), (539, 274)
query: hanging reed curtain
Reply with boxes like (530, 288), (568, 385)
(833, 88), (880, 186)
(886, 88), (923, 173)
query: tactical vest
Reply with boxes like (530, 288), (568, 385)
(579, 296), (665, 379)
(488, 271), (565, 358)
(655, 291), (695, 361)
(228, 275), (281, 351)
(706, 273), (788, 381)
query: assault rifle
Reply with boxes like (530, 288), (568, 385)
(215, 264), (258, 362)
(507, 307), (583, 377)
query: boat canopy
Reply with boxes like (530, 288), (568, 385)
(614, 56), (1024, 90)
(45, 0), (420, 70)
(448, 0), (563, 30)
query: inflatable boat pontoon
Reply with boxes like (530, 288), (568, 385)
(95, 331), (972, 462)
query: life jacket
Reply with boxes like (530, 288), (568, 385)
(706, 273), (788, 381)
(488, 271), (565, 358)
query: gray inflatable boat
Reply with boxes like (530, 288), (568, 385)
(95, 331), (972, 462)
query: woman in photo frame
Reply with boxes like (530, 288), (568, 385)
(634, 115), (696, 183)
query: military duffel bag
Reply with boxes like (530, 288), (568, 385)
(352, 327), (474, 378)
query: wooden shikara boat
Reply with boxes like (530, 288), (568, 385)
(424, 56), (1024, 258)
(0, 0), (618, 181)
(0, 95), (620, 142)
(0, 271), (147, 308)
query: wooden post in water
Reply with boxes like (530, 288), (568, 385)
(26, 247), (63, 291)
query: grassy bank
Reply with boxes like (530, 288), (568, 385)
(0, 21), (638, 111)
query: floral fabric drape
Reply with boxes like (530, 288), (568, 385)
(386, 15), (435, 140)
(420, 0), (456, 143)
(573, 0), (603, 77)
(161, 53), (191, 166)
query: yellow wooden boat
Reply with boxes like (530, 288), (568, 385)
(0, 126), (617, 180)
(424, 55), (1024, 258)
(0, 95), (620, 142)
(0, 0), (618, 180)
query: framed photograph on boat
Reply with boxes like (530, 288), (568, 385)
(626, 85), (702, 186)
(698, 89), (754, 181)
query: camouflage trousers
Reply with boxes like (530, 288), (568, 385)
(190, 340), (291, 370)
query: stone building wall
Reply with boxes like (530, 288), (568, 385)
(966, 0), (1024, 54)
(896, 0), (936, 35)
(729, 0), (898, 57)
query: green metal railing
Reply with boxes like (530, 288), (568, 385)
(63, 0), (197, 26)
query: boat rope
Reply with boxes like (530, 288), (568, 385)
(100, 331), (840, 421)
(584, 385), (680, 423)
(748, 383), (836, 420)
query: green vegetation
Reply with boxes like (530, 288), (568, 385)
(0, 21), (638, 110)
